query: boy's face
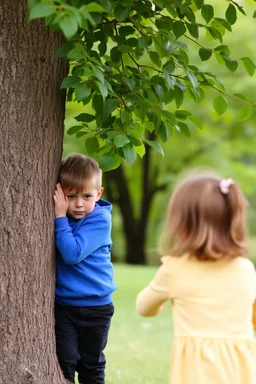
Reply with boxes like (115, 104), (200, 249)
(64, 187), (104, 219)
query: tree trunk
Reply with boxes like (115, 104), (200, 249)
(0, 1), (68, 383)
(125, 230), (146, 265)
(104, 167), (148, 265)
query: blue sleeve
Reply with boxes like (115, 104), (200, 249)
(54, 212), (110, 265)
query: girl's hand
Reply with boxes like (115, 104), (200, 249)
(53, 183), (69, 218)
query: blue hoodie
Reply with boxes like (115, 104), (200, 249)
(55, 199), (118, 306)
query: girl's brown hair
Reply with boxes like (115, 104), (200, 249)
(59, 153), (102, 193)
(161, 174), (248, 260)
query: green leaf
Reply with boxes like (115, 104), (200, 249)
(67, 125), (84, 135)
(156, 121), (170, 143)
(214, 45), (230, 55)
(149, 51), (161, 67)
(114, 5), (130, 21)
(95, 81), (108, 99)
(99, 152), (121, 172)
(110, 47), (122, 63)
(126, 38), (138, 47)
(120, 110), (131, 123)
(82, 3), (105, 13)
(118, 45), (134, 53)
(201, 4), (214, 23)
(29, 3), (55, 19)
(105, 98), (118, 115)
(233, 93), (253, 104)
(60, 76), (81, 89)
(175, 122), (190, 137)
(75, 84), (91, 101)
(175, 110), (192, 119)
(194, 0), (204, 10)
(85, 137), (100, 154)
(240, 57), (255, 77)
(90, 64), (104, 83)
(56, 42), (74, 58)
(75, 113), (95, 122)
(225, 4), (237, 25)
(92, 94), (104, 117)
(155, 16), (173, 31)
(213, 95), (228, 115)
(186, 71), (198, 89)
(188, 115), (202, 129)
(144, 140), (164, 156)
(199, 48), (212, 61)
(214, 17), (232, 32)
(98, 42), (107, 56)
(224, 59), (238, 73)
(238, 105), (252, 121)
(121, 144), (137, 164)
(59, 16), (79, 40)
(123, 77), (136, 91)
(172, 21), (186, 39)
(207, 27), (223, 43)
(67, 48), (84, 60)
(136, 101), (149, 123)
(114, 134), (130, 148)
(174, 86), (184, 109)
(76, 131), (87, 138)
(119, 26), (135, 36)
(187, 23), (199, 39)
(138, 36), (152, 48)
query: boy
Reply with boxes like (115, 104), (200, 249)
(53, 153), (118, 384)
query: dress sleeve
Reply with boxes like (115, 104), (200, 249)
(136, 263), (172, 317)
(252, 273), (256, 330)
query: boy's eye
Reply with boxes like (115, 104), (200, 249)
(83, 195), (92, 199)
(67, 195), (75, 200)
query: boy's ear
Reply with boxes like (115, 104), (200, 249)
(96, 187), (104, 200)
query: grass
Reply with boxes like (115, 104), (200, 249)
(105, 264), (173, 384)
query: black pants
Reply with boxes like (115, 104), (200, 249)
(55, 303), (114, 384)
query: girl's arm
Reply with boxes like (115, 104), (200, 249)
(136, 264), (171, 317)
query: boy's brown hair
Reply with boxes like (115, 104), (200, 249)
(59, 153), (102, 193)
(161, 174), (248, 261)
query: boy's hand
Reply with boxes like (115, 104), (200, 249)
(53, 183), (69, 218)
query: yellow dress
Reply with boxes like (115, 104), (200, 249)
(136, 255), (256, 384)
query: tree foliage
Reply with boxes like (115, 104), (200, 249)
(28, 0), (256, 171)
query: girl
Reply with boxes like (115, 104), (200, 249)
(136, 174), (256, 384)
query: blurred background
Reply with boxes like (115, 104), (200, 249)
(63, 0), (256, 267)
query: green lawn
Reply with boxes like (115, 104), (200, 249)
(105, 264), (173, 384)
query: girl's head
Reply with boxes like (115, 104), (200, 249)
(161, 173), (248, 261)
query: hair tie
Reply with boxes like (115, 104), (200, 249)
(219, 178), (234, 195)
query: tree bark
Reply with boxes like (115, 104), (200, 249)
(0, 1), (68, 383)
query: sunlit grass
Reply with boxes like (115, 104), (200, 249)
(105, 264), (173, 384)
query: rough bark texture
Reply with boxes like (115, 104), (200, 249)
(0, 1), (68, 383)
